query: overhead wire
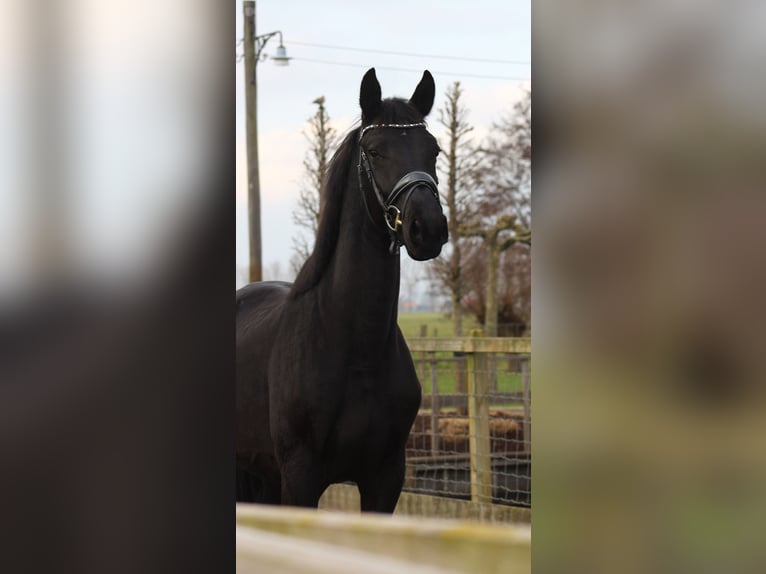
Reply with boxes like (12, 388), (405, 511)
(236, 38), (530, 81)
(287, 40), (529, 66)
(290, 56), (529, 81)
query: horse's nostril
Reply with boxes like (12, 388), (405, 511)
(411, 219), (422, 240)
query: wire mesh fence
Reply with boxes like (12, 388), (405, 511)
(404, 337), (531, 507)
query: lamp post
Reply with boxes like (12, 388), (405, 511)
(243, 1), (290, 284)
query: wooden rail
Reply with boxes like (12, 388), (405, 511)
(237, 503), (530, 574)
(420, 392), (524, 410)
(405, 336), (531, 504)
(406, 337), (531, 354)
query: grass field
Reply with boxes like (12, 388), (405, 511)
(412, 355), (525, 396)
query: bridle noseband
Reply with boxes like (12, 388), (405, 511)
(357, 123), (440, 254)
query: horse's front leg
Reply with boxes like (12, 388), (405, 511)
(278, 447), (327, 508)
(236, 465), (281, 504)
(358, 448), (406, 513)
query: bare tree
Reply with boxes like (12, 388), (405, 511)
(291, 96), (340, 274)
(427, 81), (474, 335)
(263, 260), (291, 282)
(461, 241), (531, 336)
(462, 90), (531, 336)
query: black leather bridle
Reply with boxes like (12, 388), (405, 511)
(357, 122), (440, 254)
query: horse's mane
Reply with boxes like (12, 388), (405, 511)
(289, 99), (424, 299)
(289, 126), (358, 298)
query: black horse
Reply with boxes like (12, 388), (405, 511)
(236, 68), (448, 512)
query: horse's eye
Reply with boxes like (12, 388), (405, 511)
(368, 149), (380, 158)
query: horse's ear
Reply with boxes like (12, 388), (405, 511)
(409, 70), (435, 117)
(360, 68), (382, 122)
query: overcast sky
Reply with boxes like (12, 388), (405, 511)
(236, 0), (530, 286)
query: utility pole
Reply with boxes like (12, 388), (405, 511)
(243, 1), (262, 283)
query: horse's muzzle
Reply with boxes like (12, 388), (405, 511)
(401, 188), (449, 261)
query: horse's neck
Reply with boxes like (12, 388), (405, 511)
(319, 168), (401, 357)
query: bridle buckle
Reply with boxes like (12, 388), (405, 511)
(384, 205), (403, 233)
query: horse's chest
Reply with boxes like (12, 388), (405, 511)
(331, 367), (417, 458)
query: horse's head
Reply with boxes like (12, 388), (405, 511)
(357, 68), (449, 261)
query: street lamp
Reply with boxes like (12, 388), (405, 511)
(243, 1), (290, 284)
(256, 31), (291, 67)
(272, 41), (290, 66)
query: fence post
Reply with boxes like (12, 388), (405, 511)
(454, 354), (466, 416)
(467, 332), (492, 504)
(429, 353), (440, 456)
(415, 325), (428, 385)
(521, 358), (531, 455)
